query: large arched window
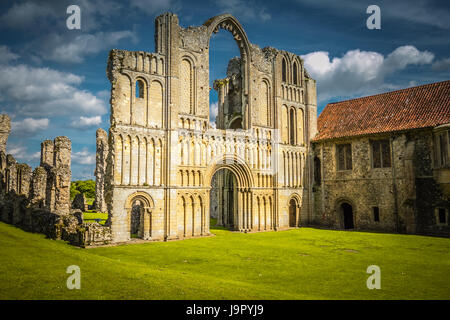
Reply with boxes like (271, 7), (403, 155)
(289, 108), (296, 145)
(135, 79), (145, 99)
(282, 58), (287, 82)
(293, 61), (298, 85)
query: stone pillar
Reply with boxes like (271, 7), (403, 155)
(40, 140), (54, 168)
(6, 154), (17, 193)
(53, 136), (72, 215)
(0, 151), (7, 193)
(95, 128), (108, 212)
(54, 136), (71, 168)
(0, 114), (11, 154)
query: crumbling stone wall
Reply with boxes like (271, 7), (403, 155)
(72, 192), (88, 211)
(0, 114), (112, 247)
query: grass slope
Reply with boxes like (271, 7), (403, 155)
(0, 221), (449, 299)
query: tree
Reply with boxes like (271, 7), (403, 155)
(70, 180), (95, 200)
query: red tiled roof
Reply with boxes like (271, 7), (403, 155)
(313, 80), (450, 141)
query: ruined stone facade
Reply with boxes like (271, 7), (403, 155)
(311, 81), (450, 236)
(102, 13), (317, 243)
(0, 114), (111, 247)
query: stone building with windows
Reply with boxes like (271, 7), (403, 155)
(312, 80), (450, 236)
(100, 12), (317, 243)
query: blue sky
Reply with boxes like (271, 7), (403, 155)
(0, 0), (449, 180)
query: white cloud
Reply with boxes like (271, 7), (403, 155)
(0, 46), (19, 64)
(302, 45), (435, 102)
(0, 1), (55, 29)
(47, 31), (137, 63)
(383, 46), (434, 71)
(0, 64), (107, 117)
(218, 0), (271, 22)
(7, 144), (40, 163)
(210, 101), (218, 121)
(432, 58), (450, 71)
(11, 118), (49, 136)
(72, 148), (96, 165)
(70, 116), (102, 129)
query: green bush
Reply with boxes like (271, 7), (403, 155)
(70, 179), (95, 200)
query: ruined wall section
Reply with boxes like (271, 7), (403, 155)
(178, 24), (210, 120)
(0, 115), (110, 247)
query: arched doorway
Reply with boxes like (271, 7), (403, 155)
(124, 191), (155, 240)
(289, 199), (297, 227)
(341, 202), (354, 229)
(130, 200), (143, 238)
(210, 168), (238, 229)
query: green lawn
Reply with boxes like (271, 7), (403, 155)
(82, 211), (108, 225)
(0, 221), (449, 299)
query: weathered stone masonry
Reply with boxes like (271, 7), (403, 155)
(0, 114), (112, 247)
(101, 12), (317, 243)
(311, 81), (450, 236)
(94, 128), (108, 213)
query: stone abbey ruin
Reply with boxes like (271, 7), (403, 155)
(0, 13), (449, 247)
(103, 12), (316, 242)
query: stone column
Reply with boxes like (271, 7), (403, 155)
(53, 136), (72, 215)
(95, 128), (108, 212)
(40, 140), (54, 168)
(0, 114), (11, 154)
(6, 154), (17, 193)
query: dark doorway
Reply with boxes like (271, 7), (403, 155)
(341, 202), (354, 229)
(210, 168), (238, 230)
(289, 199), (297, 227)
(131, 200), (143, 238)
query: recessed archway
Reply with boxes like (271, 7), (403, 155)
(206, 155), (253, 232)
(210, 168), (238, 229)
(124, 191), (155, 239)
(288, 194), (301, 228)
